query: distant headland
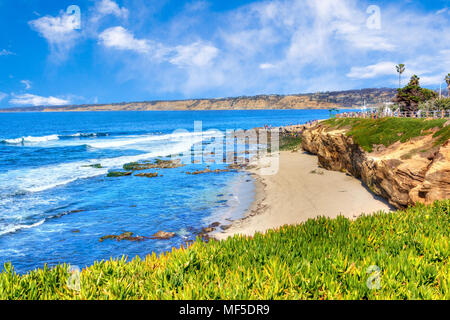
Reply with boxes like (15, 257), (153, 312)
(0, 88), (396, 112)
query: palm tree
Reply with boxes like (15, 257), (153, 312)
(446, 73), (450, 97)
(396, 64), (405, 88)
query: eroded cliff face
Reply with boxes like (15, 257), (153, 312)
(301, 123), (450, 209)
(0, 89), (397, 112)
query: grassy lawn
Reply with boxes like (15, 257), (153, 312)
(324, 118), (449, 152)
(279, 134), (302, 151)
(1, 200), (448, 300)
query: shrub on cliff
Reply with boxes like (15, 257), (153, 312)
(1, 200), (449, 300)
(393, 75), (437, 112)
(325, 118), (448, 152)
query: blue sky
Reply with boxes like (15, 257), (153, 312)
(0, 0), (449, 108)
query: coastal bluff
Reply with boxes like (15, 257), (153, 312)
(0, 88), (395, 112)
(301, 120), (450, 209)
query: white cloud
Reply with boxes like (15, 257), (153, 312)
(400, 53), (450, 86)
(169, 42), (219, 67)
(347, 51), (450, 86)
(99, 27), (218, 68)
(347, 61), (397, 79)
(97, 0), (128, 18)
(99, 26), (151, 53)
(29, 12), (79, 44)
(0, 49), (15, 56)
(9, 94), (70, 106)
(184, 1), (210, 12)
(419, 74), (446, 86)
(29, 10), (81, 62)
(29, 1), (128, 62)
(221, 28), (280, 56)
(91, 0), (129, 22)
(0, 92), (7, 102)
(340, 33), (396, 51)
(21, 80), (32, 90)
(22, 0), (450, 97)
(95, 0), (450, 96)
(259, 63), (276, 69)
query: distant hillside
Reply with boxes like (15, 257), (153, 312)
(0, 88), (397, 112)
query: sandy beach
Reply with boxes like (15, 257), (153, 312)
(215, 151), (394, 240)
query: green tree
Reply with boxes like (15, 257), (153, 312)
(393, 75), (437, 113)
(409, 74), (420, 86)
(396, 64), (405, 88)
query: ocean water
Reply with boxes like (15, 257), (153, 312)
(0, 110), (334, 273)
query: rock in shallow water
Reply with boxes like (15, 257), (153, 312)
(150, 231), (176, 239)
(106, 171), (132, 177)
(123, 159), (184, 171)
(82, 163), (103, 169)
(99, 232), (146, 242)
(135, 172), (159, 178)
(186, 168), (231, 175)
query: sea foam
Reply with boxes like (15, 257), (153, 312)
(0, 131), (205, 194)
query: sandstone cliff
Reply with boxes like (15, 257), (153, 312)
(301, 122), (450, 209)
(0, 88), (396, 112)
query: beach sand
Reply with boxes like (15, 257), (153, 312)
(215, 151), (394, 240)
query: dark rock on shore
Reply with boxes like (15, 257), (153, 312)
(201, 227), (216, 233)
(194, 222), (221, 241)
(209, 222), (220, 228)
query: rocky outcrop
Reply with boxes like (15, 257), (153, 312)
(150, 231), (176, 240)
(301, 123), (450, 209)
(106, 171), (132, 177)
(99, 232), (146, 242)
(186, 168), (231, 175)
(123, 159), (185, 171)
(135, 172), (159, 178)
